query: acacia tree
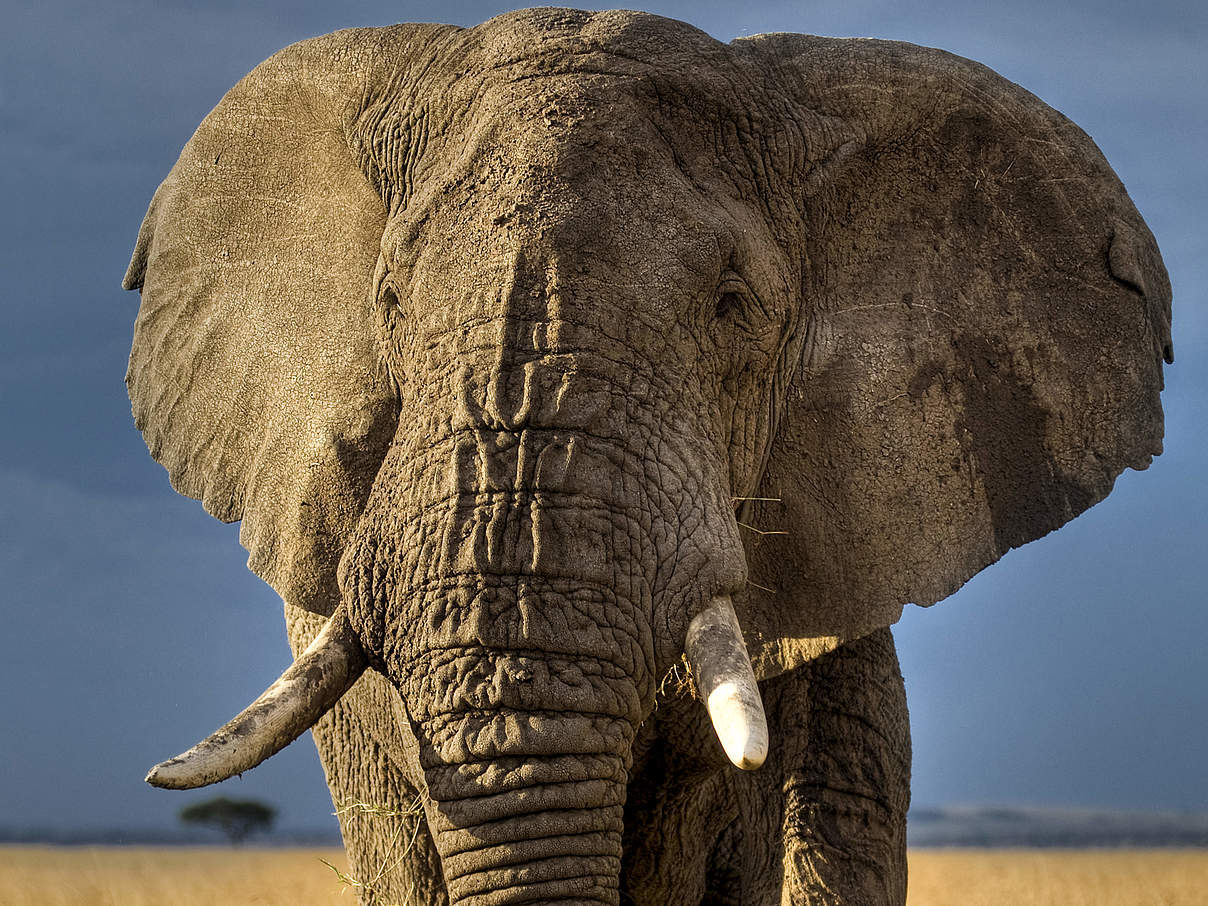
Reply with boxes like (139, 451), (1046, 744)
(179, 797), (277, 844)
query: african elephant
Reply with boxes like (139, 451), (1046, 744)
(124, 8), (1171, 905)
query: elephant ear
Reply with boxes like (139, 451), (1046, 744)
(733, 35), (1172, 678)
(124, 25), (453, 615)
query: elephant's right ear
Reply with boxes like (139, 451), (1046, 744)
(731, 33), (1170, 680)
(124, 25), (454, 615)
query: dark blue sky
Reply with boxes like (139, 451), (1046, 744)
(2, 0), (1204, 834)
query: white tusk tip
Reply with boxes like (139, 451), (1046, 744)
(707, 681), (769, 770)
(685, 595), (770, 771)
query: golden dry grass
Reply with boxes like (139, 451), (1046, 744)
(908, 849), (1208, 906)
(0, 846), (349, 906)
(2, 846), (1206, 905)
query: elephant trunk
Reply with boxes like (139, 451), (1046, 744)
(408, 657), (638, 906)
(426, 750), (627, 905)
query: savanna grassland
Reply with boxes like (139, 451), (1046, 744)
(0, 847), (349, 906)
(907, 850), (1208, 905)
(2, 846), (1207, 905)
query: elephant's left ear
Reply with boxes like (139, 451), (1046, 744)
(730, 34), (1172, 679)
(124, 25), (455, 615)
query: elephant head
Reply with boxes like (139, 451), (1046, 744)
(125, 9), (1169, 904)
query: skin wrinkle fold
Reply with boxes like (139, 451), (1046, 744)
(431, 779), (628, 828)
(374, 342), (687, 450)
(418, 713), (636, 762)
(440, 832), (623, 879)
(426, 753), (626, 790)
(447, 856), (621, 897)
(344, 493), (658, 580)
(415, 665), (642, 718)
(452, 878), (617, 906)
(360, 572), (652, 674)
(435, 806), (628, 850)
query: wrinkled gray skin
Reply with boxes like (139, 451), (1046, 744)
(124, 9), (1171, 905)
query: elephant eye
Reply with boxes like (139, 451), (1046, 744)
(713, 275), (752, 323)
(379, 281), (401, 311)
(715, 290), (743, 321)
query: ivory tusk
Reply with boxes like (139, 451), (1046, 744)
(145, 606), (367, 790)
(684, 595), (769, 770)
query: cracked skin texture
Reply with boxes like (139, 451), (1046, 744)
(126, 8), (1169, 905)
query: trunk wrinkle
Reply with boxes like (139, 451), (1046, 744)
(423, 705), (637, 726)
(447, 854), (620, 900)
(424, 753), (626, 800)
(433, 805), (625, 851)
(420, 646), (632, 679)
(419, 713), (634, 765)
(441, 831), (622, 880)
(432, 778), (626, 827)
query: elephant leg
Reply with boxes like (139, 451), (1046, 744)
(732, 628), (911, 905)
(621, 699), (741, 905)
(784, 628), (911, 905)
(286, 606), (446, 906)
(699, 819), (744, 906)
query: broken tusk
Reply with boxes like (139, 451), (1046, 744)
(684, 595), (769, 770)
(146, 606), (367, 789)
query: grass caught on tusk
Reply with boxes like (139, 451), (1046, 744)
(655, 658), (692, 705)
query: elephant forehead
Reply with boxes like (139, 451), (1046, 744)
(460, 8), (740, 107)
(381, 121), (742, 323)
(394, 76), (745, 220)
(387, 98), (800, 323)
(365, 25), (788, 251)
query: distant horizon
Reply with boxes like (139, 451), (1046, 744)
(6, 803), (1208, 849)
